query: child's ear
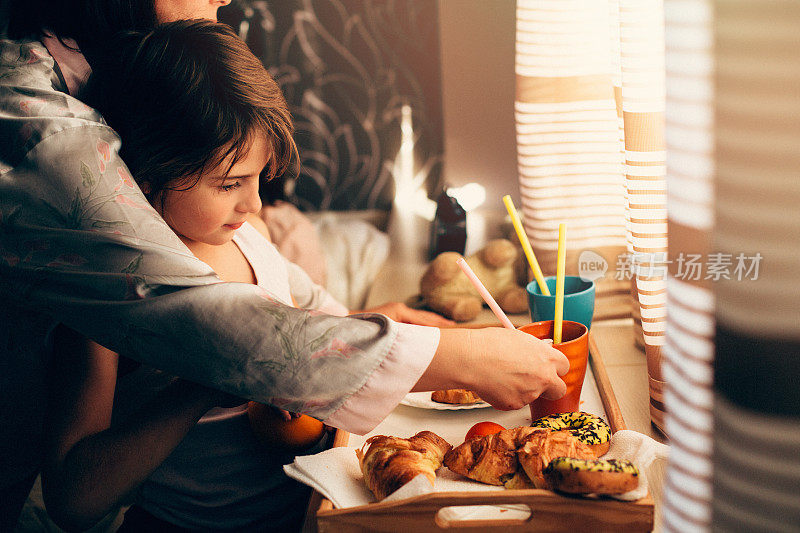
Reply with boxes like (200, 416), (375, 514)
(140, 182), (151, 195)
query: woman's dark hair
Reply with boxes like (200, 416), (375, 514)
(6, 0), (158, 54)
(83, 19), (297, 201)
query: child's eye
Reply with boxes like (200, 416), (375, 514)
(219, 182), (241, 192)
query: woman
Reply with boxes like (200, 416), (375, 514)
(0, 2), (568, 529)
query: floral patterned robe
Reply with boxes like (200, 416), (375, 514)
(0, 37), (438, 488)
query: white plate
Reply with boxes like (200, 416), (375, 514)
(400, 392), (492, 410)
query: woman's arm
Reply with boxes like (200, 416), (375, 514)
(42, 325), (226, 532)
(412, 327), (570, 410)
(2, 38), (574, 465)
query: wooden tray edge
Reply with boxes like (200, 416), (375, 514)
(316, 490), (654, 532)
(588, 330), (627, 432)
(317, 489), (654, 517)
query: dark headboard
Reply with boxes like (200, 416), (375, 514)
(220, 0), (444, 213)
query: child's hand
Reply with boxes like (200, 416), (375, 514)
(271, 407), (302, 421)
(356, 302), (455, 327)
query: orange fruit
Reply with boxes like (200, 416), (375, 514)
(247, 402), (326, 452)
(465, 421), (505, 441)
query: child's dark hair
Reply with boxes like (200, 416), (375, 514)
(83, 19), (297, 201)
(6, 0), (158, 54)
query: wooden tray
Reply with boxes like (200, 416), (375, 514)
(306, 331), (654, 532)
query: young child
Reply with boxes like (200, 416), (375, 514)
(42, 20), (352, 532)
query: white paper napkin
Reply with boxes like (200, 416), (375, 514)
(284, 447), (372, 509)
(601, 429), (670, 501)
(283, 446), (505, 509)
(284, 429), (669, 513)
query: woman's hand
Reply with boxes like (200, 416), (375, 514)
(413, 327), (570, 411)
(355, 302), (455, 327)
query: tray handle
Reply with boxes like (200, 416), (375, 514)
(317, 489), (654, 532)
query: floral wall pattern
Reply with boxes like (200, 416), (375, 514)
(220, 0), (444, 212)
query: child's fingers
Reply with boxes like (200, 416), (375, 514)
(389, 303), (455, 326)
(357, 302), (455, 326)
(404, 309), (456, 326)
(269, 406), (292, 421)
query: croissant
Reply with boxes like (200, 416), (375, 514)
(502, 469), (536, 490)
(443, 426), (546, 486)
(431, 389), (482, 404)
(517, 430), (597, 489)
(356, 431), (452, 500)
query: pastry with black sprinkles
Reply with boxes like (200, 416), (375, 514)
(530, 412), (612, 456)
(543, 457), (638, 495)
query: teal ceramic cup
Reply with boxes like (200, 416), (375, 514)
(526, 276), (596, 329)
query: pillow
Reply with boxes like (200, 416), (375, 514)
(261, 203), (390, 310)
(311, 212), (389, 310)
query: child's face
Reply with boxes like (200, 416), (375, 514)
(154, 135), (270, 247)
(154, 0), (231, 23)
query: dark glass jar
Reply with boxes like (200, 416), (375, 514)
(429, 189), (467, 259)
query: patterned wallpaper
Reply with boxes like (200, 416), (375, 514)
(220, 0), (444, 212)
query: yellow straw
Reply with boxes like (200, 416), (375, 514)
(502, 195), (550, 296)
(554, 223), (566, 344)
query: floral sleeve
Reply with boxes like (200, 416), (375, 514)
(0, 38), (436, 433)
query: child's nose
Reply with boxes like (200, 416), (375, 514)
(237, 183), (262, 214)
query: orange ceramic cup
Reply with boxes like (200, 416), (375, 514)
(519, 320), (589, 420)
